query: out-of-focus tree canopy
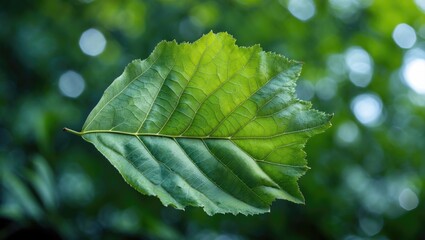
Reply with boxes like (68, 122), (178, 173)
(1, 0), (424, 239)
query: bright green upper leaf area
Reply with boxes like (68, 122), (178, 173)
(76, 32), (331, 215)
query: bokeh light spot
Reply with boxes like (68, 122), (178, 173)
(315, 78), (337, 100)
(59, 70), (85, 98)
(415, 0), (425, 12)
(327, 54), (346, 76)
(288, 0), (315, 21)
(351, 93), (383, 126)
(329, 0), (372, 21)
(402, 58), (425, 94)
(336, 121), (359, 145)
(359, 217), (383, 236)
(392, 24), (416, 49)
(79, 28), (107, 56)
(399, 188), (419, 211)
(345, 167), (368, 193)
(345, 47), (373, 87)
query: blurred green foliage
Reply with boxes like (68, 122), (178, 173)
(1, 0), (424, 239)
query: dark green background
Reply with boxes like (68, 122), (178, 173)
(1, 0), (424, 239)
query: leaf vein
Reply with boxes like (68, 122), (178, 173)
(96, 135), (180, 206)
(156, 36), (220, 134)
(173, 138), (253, 209)
(179, 47), (256, 135)
(136, 63), (175, 133)
(84, 48), (164, 130)
(201, 139), (268, 206)
(137, 136), (219, 208)
(208, 69), (289, 136)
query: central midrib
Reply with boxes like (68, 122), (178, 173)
(66, 122), (329, 140)
(79, 129), (232, 139)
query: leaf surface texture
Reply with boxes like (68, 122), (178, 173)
(78, 32), (331, 215)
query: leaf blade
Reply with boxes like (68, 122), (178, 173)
(76, 32), (332, 215)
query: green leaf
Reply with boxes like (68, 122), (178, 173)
(65, 32), (331, 215)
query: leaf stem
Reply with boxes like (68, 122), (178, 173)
(63, 127), (83, 136)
